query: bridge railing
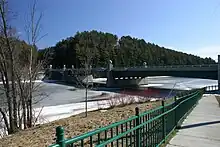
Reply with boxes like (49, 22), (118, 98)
(45, 64), (218, 72)
(113, 64), (218, 71)
(204, 85), (219, 94)
(49, 89), (204, 147)
(205, 85), (218, 91)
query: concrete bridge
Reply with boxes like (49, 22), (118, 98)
(106, 55), (220, 89)
(45, 55), (220, 89)
(107, 64), (218, 87)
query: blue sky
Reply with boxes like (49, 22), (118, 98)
(10, 0), (220, 60)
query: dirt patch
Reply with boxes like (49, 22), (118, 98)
(0, 101), (161, 147)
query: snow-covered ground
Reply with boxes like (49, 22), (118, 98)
(0, 80), (43, 85)
(34, 92), (155, 124)
(34, 101), (104, 124)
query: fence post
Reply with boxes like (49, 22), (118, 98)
(174, 96), (177, 127)
(162, 100), (166, 142)
(56, 126), (65, 147)
(135, 107), (141, 147)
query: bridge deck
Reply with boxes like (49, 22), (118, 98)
(167, 94), (220, 147)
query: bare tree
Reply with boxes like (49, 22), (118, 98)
(0, 0), (18, 133)
(25, 0), (45, 127)
(76, 37), (97, 117)
(0, 0), (48, 134)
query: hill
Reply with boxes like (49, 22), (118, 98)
(39, 30), (216, 68)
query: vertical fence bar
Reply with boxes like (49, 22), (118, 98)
(140, 116), (143, 146)
(90, 136), (93, 147)
(111, 128), (113, 147)
(154, 116), (156, 146)
(162, 100), (166, 143)
(98, 133), (101, 145)
(56, 126), (65, 147)
(144, 114), (147, 146)
(126, 122), (128, 146)
(129, 121), (132, 146)
(116, 126), (119, 146)
(147, 113), (149, 146)
(104, 130), (107, 142)
(121, 124), (124, 147)
(135, 107), (140, 147)
(133, 119), (136, 145)
(81, 140), (84, 147)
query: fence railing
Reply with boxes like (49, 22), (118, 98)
(49, 88), (204, 147)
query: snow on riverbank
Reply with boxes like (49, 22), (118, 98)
(34, 101), (102, 124)
(0, 80), (43, 85)
(34, 92), (153, 124)
(1, 92), (114, 137)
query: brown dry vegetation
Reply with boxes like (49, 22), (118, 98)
(0, 101), (161, 147)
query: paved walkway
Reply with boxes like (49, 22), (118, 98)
(167, 94), (220, 147)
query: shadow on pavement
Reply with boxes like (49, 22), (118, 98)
(180, 120), (220, 130)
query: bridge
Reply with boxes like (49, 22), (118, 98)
(106, 63), (218, 88)
(106, 55), (220, 88)
(45, 55), (220, 89)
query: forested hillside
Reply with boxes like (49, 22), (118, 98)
(39, 30), (216, 68)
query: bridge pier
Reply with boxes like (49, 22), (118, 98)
(106, 60), (115, 87)
(106, 60), (146, 88)
(218, 55), (220, 90)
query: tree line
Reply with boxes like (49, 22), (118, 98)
(39, 30), (216, 69)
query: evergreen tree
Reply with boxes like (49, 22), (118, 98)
(39, 30), (216, 68)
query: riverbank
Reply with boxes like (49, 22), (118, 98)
(0, 101), (161, 147)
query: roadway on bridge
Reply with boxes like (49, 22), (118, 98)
(167, 94), (220, 147)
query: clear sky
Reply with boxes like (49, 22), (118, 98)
(10, 0), (220, 61)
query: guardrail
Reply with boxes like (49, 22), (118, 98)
(49, 89), (204, 147)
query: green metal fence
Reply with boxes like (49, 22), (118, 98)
(49, 88), (204, 147)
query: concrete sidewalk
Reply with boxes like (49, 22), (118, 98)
(167, 94), (220, 147)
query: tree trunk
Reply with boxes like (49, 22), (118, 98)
(22, 97), (27, 129)
(26, 97), (30, 127)
(28, 81), (33, 127)
(17, 100), (22, 129)
(0, 3), (18, 133)
(1, 72), (13, 134)
(12, 79), (18, 132)
(0, 108), (9, 134)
